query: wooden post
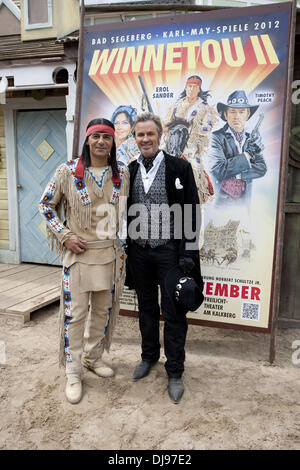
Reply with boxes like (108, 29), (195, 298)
(72, 0), (85, 159)
(269, 0), (297, 364)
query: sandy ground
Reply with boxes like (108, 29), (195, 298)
(0, 302), (300, 451)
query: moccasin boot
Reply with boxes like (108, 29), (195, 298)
(65, 380), (83, 404)
(168, 377), (184, 404)
(84, 359), (114, 378)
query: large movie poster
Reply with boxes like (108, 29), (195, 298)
(79, 3), (293, 331)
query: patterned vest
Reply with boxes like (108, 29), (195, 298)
(131, 158), (174, 248)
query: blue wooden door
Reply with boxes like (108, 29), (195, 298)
(17, 109), (67, 265)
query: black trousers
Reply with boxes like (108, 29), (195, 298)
(128, 241), (188, 378)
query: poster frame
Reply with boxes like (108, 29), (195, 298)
(73, 1), (297, 360)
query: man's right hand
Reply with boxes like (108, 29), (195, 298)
(64, 235), (88, 254)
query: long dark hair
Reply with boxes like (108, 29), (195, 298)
(80, 118), (118, 179)
(178, 75), (211, 105)
(111, 105), (137, 127)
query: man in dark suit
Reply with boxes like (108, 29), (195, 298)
(126, 112), (203, 404)
(207, 90), (267, 207)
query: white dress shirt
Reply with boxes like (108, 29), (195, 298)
(137, 151), (164, 194)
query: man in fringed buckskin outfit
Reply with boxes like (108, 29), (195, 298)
(39, 118), (129, 404)
(164, 75), (218, 205)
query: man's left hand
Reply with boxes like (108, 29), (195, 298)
(244, 133), (264, 159)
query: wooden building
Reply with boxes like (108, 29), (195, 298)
(0, 0), (78, 265)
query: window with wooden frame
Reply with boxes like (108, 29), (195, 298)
(24, 0), (53, 30)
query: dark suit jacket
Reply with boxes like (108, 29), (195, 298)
(126, 151), (202, 291)
(208, 123), (267, 204)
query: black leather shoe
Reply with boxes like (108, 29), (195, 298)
(132, 360), (155, 381)
(168, 377), (184, 404)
